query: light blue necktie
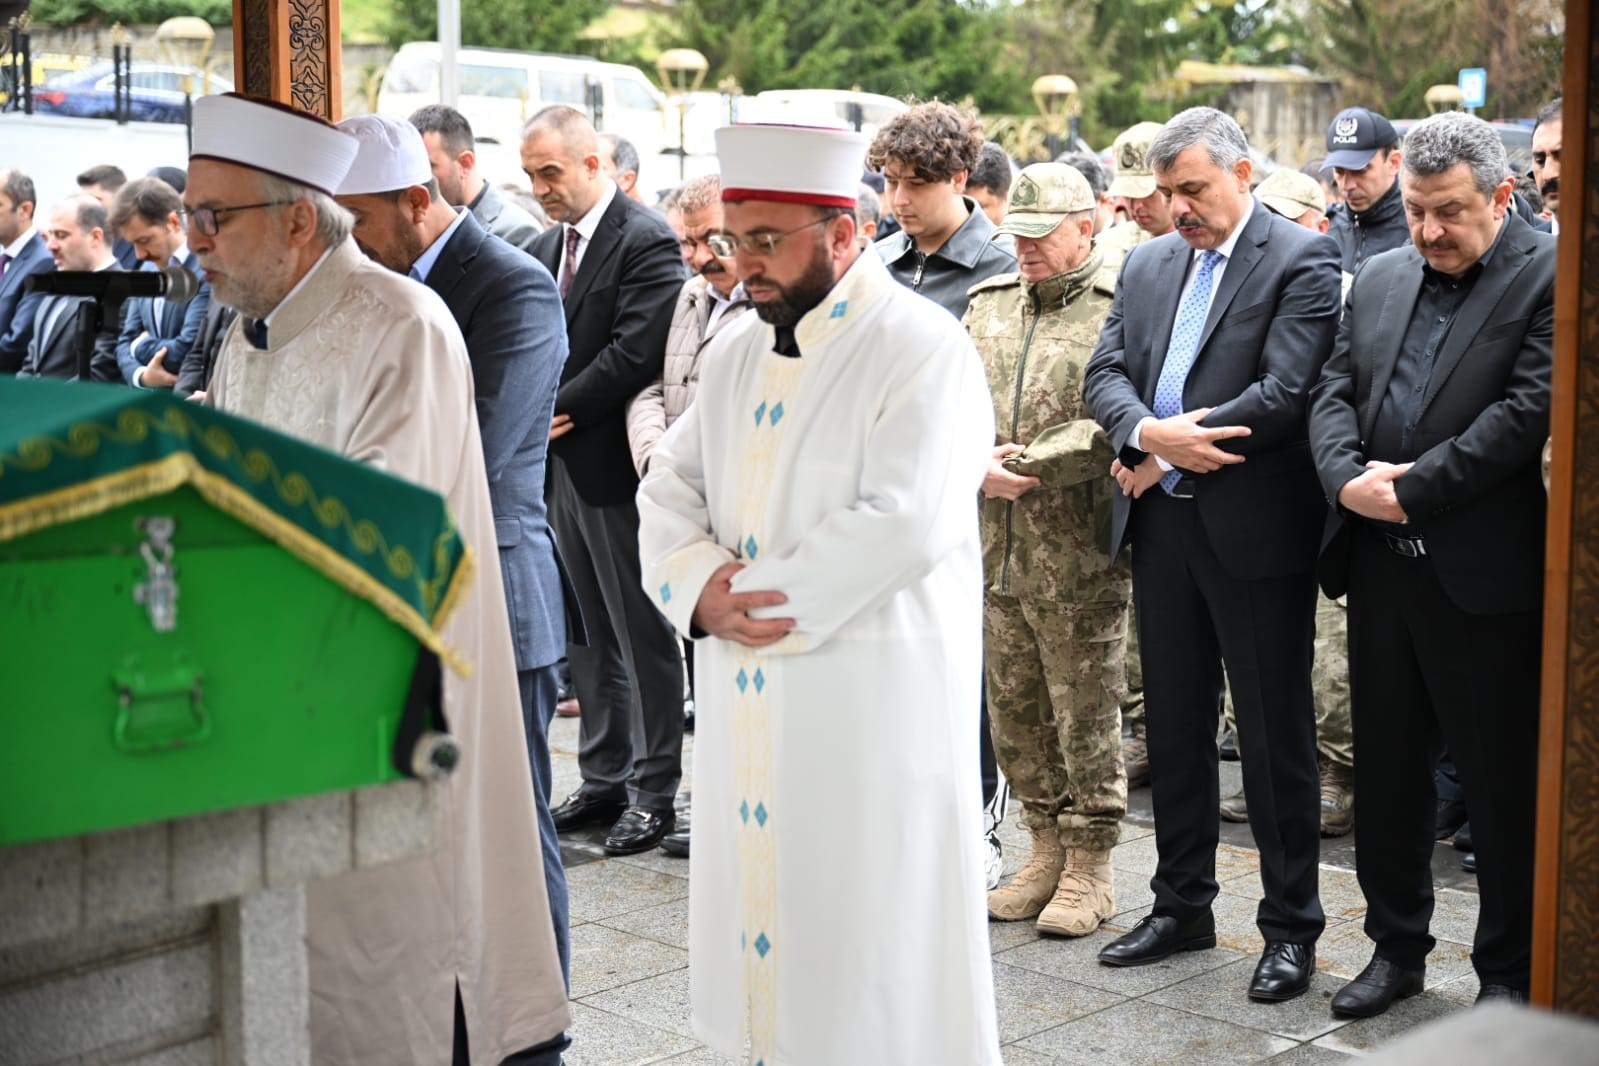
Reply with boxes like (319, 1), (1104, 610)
(1152, 249), (1223, 494)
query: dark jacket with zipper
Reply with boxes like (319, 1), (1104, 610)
(876, 196), (1015, 320)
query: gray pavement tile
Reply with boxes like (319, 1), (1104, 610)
(1015, 999), (1297, 1065)
(563, 1001), (697, 1066)
(995, 927), (1247, 997)
(1144, 956), (1351, 1042)
(991, 960), (1124, 1043)
(1431, 972), (1481, 1006)
(1312, 920), (1476, 987)
(1428, 886), (1482, 947)
(600, 897), (692, 951)
(1002, 1048), (1063, 1066)
(1111, 833), (1160, 874)
(581, 969), (697, 1039)
(1308, 990), (1467, 1055)
(1216, 842), (1263, 883)
(566, 859), (690, 924)
(1104, 867), (1158, 920)
(1262, 1044), (1357, 1063)
(649, 1048), (739, 1065)
(988, 915), (1049, 953)
(615, 846), (694, 878)
(569, 922), (689, 999)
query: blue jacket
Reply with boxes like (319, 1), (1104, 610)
(114, 250), (210, 385)
(0, 231), (55, 374)
(425, 212), (571, 671)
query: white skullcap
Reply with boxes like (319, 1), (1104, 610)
(335, 114), (434, 196)
(190, 94), (358, 198)
(716, 124), (868, 208)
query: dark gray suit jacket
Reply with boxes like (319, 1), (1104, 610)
(1083, 200), (1344, 579)
(1309, 213), (1555, 614)
(427, 211), (571, 671)
(470, 181), (543, 258)
(1, 232), (54, 374)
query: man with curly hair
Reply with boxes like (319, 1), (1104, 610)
(869, 101), (1015, 321)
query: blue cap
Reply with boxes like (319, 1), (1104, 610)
(1323, 108), (1398, 171)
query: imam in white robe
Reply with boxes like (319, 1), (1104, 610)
(209, 237), (569, 1065)
(637, 249), (1001, 1066)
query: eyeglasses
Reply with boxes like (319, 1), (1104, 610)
(1532, 149), (1560, 168)
(179, 200), (298, 237)
(707, 217), (832, 258)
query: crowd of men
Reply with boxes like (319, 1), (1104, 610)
(0, 85), (1563, 1063)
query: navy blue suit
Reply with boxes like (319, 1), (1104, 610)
(422, 211), (573, 983)
(1, 231), (55, 374)
(114, 250), (209, 385)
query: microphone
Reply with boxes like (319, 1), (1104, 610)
(27, 264), (201, 303)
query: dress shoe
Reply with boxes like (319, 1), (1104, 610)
(660, 808), (690, 858)
(1319, 762), (1354, 837)
(1098, 913), (1216, 967)
(1248, 941), (1315, 1002)
(1453, 821), (1474, 852)
(1462, 851), (1478, 874)
(1218, 728), (1240, 761)
(1219, 788), (1249, 823)
(1436, 797), (1469, 840)
(1475, 983), (1527, 1006)
(1330, 956), (1425, 1018)
(551, 790), (626, 832)
(554, 698), (580, 718)
(603, 807), (675, 855)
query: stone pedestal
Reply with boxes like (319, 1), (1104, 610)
(0, 781), (438, 1065)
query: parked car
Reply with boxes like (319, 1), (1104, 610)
(33, 62), (231, 123)
(0, 51), (95, 111)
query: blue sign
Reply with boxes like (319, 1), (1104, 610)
(1458, 67), (1487, 109)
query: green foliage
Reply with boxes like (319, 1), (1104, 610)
(27, 0), (232, 26)
(381, 0), (612, 55)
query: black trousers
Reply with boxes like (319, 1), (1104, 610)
(1346, 527), (1541, 989)
(1131, 492), (1325, 943)
(547, 458), (684, 811)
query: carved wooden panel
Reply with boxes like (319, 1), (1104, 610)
(287, 0), (330, 116)
(236, 0), (274, 100)
(231, 0), (339, 119)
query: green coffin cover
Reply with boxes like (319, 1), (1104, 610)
(0, 377), (473, 669)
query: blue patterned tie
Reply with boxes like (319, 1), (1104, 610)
(1152, 250), (1223, 494)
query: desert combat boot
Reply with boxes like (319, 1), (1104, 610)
(988, 824), (1066, 921)
(1037, 848), (1115, 937)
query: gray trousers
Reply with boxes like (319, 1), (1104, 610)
(547, 458), (684, 811)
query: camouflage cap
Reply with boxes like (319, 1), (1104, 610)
(995, 163), (1096, 238)
(1256, 167), (1326, 220)
(1106, 121), (1165, 199)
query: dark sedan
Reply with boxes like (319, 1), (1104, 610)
(33, 63), (231, 124)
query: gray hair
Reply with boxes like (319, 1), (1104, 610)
(1401, 112), (1507, 195)
(600, 132), (639, 176)
(1147, 107), (1250, 174)
(256, 173), (353, 246)
(854, 183), (881, 227)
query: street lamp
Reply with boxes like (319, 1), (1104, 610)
(1424, 84), (1464, 114)
(657, 47), (708, 181)
(1031, 73), (1079, 159)
(154, 16), (215, 97)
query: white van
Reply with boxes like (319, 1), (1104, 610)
(744, 89), (908, 138)
(377, 43), (668, 156)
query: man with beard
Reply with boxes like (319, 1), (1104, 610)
(636, 123), (1000, 1065)
(411, 104), (545, 254)
(1531, 97), (1561, 231)
(1323, 107), (1411, 273)
(332, 113), (573, 995)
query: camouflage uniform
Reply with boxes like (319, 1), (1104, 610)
(966, 245), (1131, 854)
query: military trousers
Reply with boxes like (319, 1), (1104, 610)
(1223, 592), (1352, 769)
(985, 592), (1129, 853)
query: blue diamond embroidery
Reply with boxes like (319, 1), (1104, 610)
(769, 402), (784, 426)
(755, 932), (771, 958)
(736, 668), (749, 693)
(740, 800), (750, 824)
(754, 802), (768, 827)
(753, 668), (765, 693)
(754, 401), (767, 426)
(659, 582), (671, 604)
(830, 300), (848, 319)
(744, 534), (758, 559)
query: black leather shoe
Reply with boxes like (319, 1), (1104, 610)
(660, 809), (690, 858)
(1330, 956), (1425, 1018)
(551, 790), (626, 833)
(1098, 913), (1216, 967)
(1475, 983), (1527, 1006)
(1248, 941), (1315, 1002)
(603, 807), (676, 855)
(1219, 729), (1240, 761)
(1462, 851), (1478, 874)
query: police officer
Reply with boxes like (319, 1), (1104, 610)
(1323, 107), (1411, 273)
(965, 163), (1131, 938)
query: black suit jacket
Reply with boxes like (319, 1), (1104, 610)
(428, 212), (572, 671)
(1083, 200), (1344, 579)
(16, 292), (117, 379)
(1308, 214), (1555, 614)
(531, 191), (686, 506)
(175, 301), (237, 399)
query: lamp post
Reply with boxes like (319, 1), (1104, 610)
(155, 16), (215, 97)
(1424, 83), (1465, 114)
(657, 48), (709, 182)
(1031, 73), (1079, 160)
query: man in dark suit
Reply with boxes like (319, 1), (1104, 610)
(1082, 107), (1343, 1002)
(411, 104), (545, 255)
(173, 301), (237, 399)
(18, 195), (122, 380)
(75, 164), (139, 269)
(522, 104), (689, 855)
(108, 177), (210, 389)
(1309, 111), (1554, 1016)
(0, 169), (56, 374)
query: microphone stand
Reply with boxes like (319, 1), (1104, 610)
(72, 294), (129, 383)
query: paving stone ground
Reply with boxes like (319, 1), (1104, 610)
(549, 716), (1482, 1065)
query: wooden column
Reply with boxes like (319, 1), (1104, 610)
(230, 0), (342, 120)
(1533, 0), (1599, 1014)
